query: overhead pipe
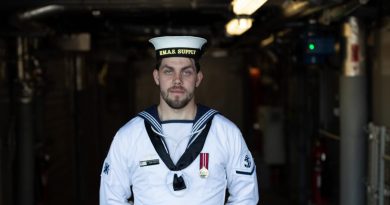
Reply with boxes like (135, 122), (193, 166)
(6, 5), (65, 35)
(318, 0), (370, 25)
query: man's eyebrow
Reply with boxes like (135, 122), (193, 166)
(181, 65), (195, 71)
(161, 65), (195, 71)
(161, 65), (174, 70)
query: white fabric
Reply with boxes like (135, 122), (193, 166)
(100, 114), (259, 205)
(149, 36), (207, 50)
(161, 122), (193, 164)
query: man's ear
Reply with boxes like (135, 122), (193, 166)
(153, 69), (160, 85)
(196, 71), (203, 87)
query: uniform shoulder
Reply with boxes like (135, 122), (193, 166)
(212, 114), (240, 131)
(115, 116), (145, 140)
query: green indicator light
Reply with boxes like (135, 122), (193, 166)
(308, 43), (315, 50)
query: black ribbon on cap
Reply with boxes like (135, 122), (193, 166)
(154, 47), (205, 71)
(155, 47), (201, 60)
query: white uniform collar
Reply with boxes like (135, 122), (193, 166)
(138, 104), (218, 136)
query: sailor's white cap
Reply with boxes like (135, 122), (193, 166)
(149, 36), (207, 60)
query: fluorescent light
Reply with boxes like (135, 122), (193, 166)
(225, 17), (253, 36)
(232, 0), (268, 15)
(18, 5), (65, 20)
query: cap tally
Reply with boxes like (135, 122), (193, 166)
(149, 36), (207, 60)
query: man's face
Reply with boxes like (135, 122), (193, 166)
(153, 57), (203, 109)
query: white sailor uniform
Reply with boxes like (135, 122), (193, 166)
(100, 105), (259, 205)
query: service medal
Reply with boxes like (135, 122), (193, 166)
(200, 166), (209, 178)
(200, 153), (209, 178)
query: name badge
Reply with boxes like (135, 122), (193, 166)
(139, 159), (159, 167)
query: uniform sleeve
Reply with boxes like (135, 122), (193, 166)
(100, 132), (133, 205)
(225, 128), (259, 205)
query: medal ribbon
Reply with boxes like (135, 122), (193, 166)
(200, 153), (209, 169)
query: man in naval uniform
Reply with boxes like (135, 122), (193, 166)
(100, 36), (259, 205)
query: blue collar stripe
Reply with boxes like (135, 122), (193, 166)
(192, 110), (217, 132)
(192, 110), (216, 132)
(139, 112), (160, 130)
(160, 136), (170, 154)
(139, 105), (217, 135)
(187, 126), (205, 148)
(139, 110), (168, 153)
(139, 111), (162, 133)
(187, 109), (217, 147)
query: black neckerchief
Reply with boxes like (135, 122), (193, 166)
(144, 117), (213, 171)
(138, 105), (218, 191)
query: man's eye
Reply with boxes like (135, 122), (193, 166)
(164, 70), (173, 75)
(183, 70), (193, 76)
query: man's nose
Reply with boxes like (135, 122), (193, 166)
(173, 73), (182, 84)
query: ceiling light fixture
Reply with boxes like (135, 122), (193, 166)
(282, 1), (309, 17)
(232, 0), (268, 15)
(18, 5), (65, 20)
(225, 17), (253, 36)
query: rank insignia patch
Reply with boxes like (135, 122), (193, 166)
(236, 152), (255, 175)
(103, 162), (110, 175)
(244, 155), (252, 168)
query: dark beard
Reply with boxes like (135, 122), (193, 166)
(161, 89), (194, 109)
